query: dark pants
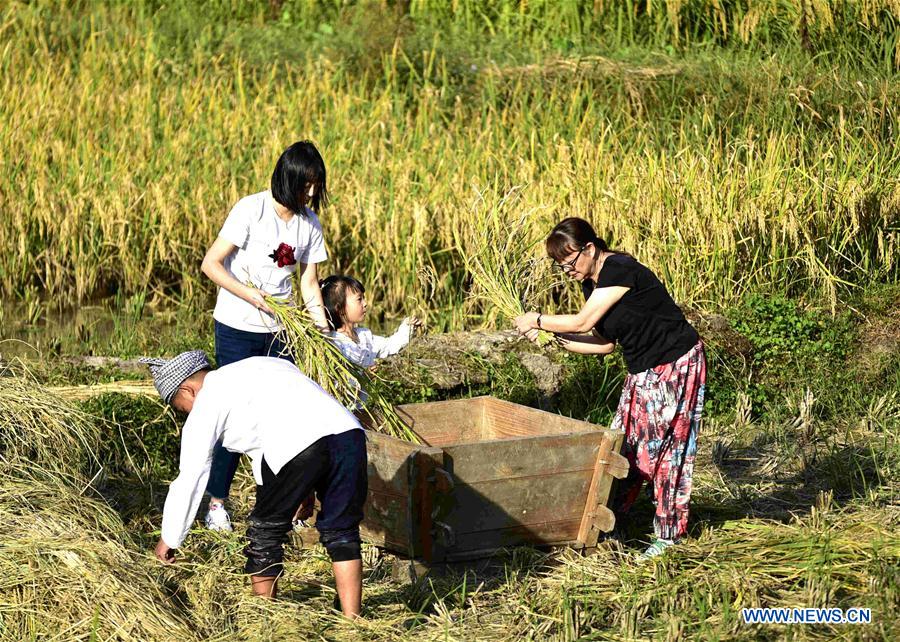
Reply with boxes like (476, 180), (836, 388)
(244, 429), (368, 577)
(206, 320), (293, 499)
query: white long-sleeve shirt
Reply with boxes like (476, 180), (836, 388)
(160, 357), (360, 548)
(328, 322), (412, 369)
(327, 322), (412, 410)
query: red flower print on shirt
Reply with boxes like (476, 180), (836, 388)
(269, 243), (297, 268)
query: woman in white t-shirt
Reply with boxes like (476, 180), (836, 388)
(199, 140), (332, 531)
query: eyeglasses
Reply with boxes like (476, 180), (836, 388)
(555, 246), (586, 273)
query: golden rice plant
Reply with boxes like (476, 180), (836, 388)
(264, 296), (419, 442)
(1, 0), (897, 326)
(452, 187), (559, 346)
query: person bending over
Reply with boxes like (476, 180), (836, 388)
(141, 351), (367, 617)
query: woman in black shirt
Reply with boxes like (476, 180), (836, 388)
(514, 217), (706, 559)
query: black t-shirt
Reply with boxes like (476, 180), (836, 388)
(582, 254), (699, 374)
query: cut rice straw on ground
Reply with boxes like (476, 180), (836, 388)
(0, 373), (196, 641)
(264, 296), (419, 442)
(0, 362), (101, 477)
(49, 380), (158, 400)
(453, 187), (558, 346)
(0, 461), (198, 642)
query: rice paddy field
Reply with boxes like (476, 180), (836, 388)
(1, 1), (899, 640)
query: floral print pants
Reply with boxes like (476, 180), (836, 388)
(611, 341), (707, 540)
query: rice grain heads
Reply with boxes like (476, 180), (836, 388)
(265, 296), (419, 442)
(452, 187), (558, 345)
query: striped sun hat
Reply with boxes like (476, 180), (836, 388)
(139, 350), (211, 405)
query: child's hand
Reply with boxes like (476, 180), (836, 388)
(404, 316), (423, 329)
(522, 328), (541, 344)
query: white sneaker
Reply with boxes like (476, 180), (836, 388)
(204, 501), (233, 532)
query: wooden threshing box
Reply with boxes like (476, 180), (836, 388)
(361, 396), (628, 563)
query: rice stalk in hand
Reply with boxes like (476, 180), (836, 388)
(264, 296), (418, 442)
(453, 187), (558, 346)
(404, 264), (437, 331)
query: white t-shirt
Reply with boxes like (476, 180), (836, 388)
(160, 357), (361, 548)
(213, 190), (328, 333)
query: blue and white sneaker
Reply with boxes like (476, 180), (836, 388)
(638, 538), (676, 561)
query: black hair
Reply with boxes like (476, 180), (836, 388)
(546, 217), (630, 281)
(320, 275), (365, 331)
(270, 140), (329, 215)
(545, 217), (611, 263)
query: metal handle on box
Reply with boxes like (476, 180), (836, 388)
(432, 520), (456, 547)
(428, 467), (454, 493)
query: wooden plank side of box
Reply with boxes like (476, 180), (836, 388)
(360, 431), (419, 550)
(395, 397), (487, 446)
(443, 470), (593, 529)
(446, 519), (584, 561)
(481, 397), (601, 440)
(577, 430), (628, 547)
(436, 431), (607, 553)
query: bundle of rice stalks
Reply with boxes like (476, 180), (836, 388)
(0, 461), (197, 641)
(264, 297), (418, 442)
(452, 187), (558, 346)
(0, 364), (100, 477)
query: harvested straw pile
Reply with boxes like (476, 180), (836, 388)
(0, 371), (199, 641)
(265, 296), (418, 442)
(0, 366), (100, 476)
(511, 499), (900, 640)
(0, 462), (197, 641)
(49, 380), (157, 401)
